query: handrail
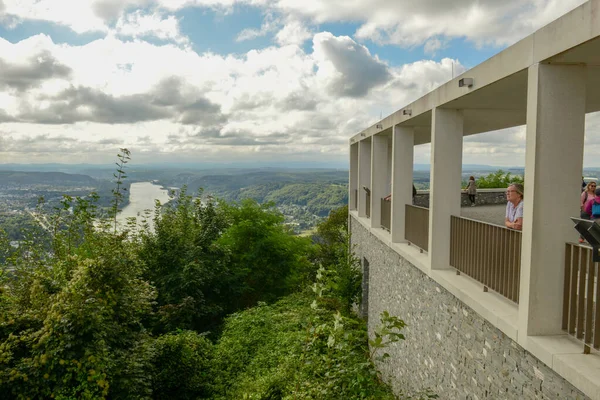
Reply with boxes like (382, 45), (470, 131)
(450, 215), (521, 303)
(563, 243), (599, 353)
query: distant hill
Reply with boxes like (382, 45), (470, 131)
(184, 170), (348, 195)
(0, 171), (97, 186)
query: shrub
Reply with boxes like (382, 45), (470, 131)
(474, 169), (524, 189)
(211, 292), (397, 400)
(150, 330), (213, 400)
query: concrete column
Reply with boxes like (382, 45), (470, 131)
(391, 125), (414, 243)
(358, 138), (372, 218)
(518, 64), (586, 340)
(429, 108), (463, 270)
(371, 134), (390, 228)
(349, 143), (359, 210)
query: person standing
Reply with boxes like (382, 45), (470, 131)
(505, 183), (524, 231)
(581, 181), (597, 219)
(465, 176), (477, 207)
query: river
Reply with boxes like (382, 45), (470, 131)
(116, 182), (172, 230)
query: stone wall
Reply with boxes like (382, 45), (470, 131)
(413, 189), (508, 208)
(350, 216), (588, 400)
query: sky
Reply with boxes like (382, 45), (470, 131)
(0, 0), (597, 168)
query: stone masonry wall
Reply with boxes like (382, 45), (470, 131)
(413, 189), (508, 208)
(350, 216), (588, 400)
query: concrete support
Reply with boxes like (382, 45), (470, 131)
(371, 134), (390, 228)
(349, 143), (359, 210)
(429, 108), (464, 270)
(518, 63), (586, 340)
(358, 138), (372, 218)
(391, 126), (414, 243)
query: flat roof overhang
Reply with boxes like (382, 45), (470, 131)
(350, 0), (600, 146)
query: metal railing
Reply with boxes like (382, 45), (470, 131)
(450, 216), (522, 303)
(563, 243), (599, 353)
(381, 198), (391, 231)
(352, 189), (358, 210)
(405, 205), (429, 252)
(365, 190), (371, 218)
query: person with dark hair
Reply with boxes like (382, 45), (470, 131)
(464, 176), (477, 207)
(505, 183), (524, 231)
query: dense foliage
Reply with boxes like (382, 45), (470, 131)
(211, 292), (397, 400)
(0, 151), (428, 399)
(471, 169), (524, 189)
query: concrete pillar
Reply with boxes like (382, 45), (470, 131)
(358, 138), (372, 218)
(371, 134), (390, 228)
(391, 125), (414, 243)
(429, 108), (463, 270)
(349, 143), (359, 210)
(518, 63), (586, 340)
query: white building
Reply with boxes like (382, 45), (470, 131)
(349, 1), (600, 398)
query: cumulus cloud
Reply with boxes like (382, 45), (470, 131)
(1, 0), (587, 51)
(264, 0), (587, 48)
(11, 76), (226, 126)
(236, 12), (278, 41)
(313, 32), (392, 98)
(275, 19), (312, 46)
(0, 50), (72, 91)
(6, 12), (597, 167)
(114, 11), (189, 43)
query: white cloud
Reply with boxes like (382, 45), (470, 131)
(114, 11), (189, 44)
(236, 12), (278, 41)
(1, 1), (588, 51)
(424, 37), (444, 56)
(0, 32), (463, 164)
(2, 0), (598, 167)
(274, 19), (312, 46)
(266, 0), (587, 48)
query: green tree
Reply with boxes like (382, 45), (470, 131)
(0, 194), (155, 399)
(473, 169), (524, 189)
(138, 188), (233, 334)
(313, 205), (361, 312)
(217, 199), (315, 309)
(150, 330), (213, 399)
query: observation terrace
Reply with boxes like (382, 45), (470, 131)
(349, 1), (600, 398)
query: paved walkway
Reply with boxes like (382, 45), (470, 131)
(460, 204), (506, 226)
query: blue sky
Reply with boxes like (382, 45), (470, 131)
(0, 0), (594, 166)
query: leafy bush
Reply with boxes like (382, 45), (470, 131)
(314, 205), (362, 312)
(138, 187), (234, 334)
(0, 197), (155, 399)
(211, 292), (397, 400)
(150, 330), (213, 399)
(217, 199), (316, 309)
(473, 169), (524, 189)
